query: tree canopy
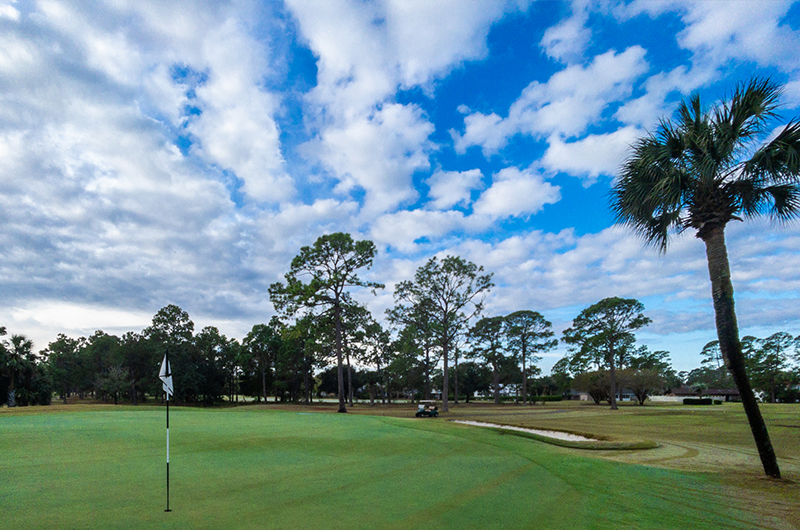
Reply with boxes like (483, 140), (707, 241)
(562, 297), (651, 410)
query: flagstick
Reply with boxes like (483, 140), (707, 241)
(165, 349), (171, 513)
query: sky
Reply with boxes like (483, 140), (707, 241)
(2, 0), (800, 374)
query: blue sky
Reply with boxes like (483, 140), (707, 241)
(2, 0), (800, 373)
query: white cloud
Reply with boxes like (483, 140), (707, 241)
(542, 126), (643, 184)
(256, 199), (360, 257)
(33, 1), (291, 203)
(426, 169), (484, 210)
(540, 3), (591, 63)
(287, 0), (528, 215)
(454, 46), (650, 156)
(783, 78), (800, 110)
(189, 18), (292, 203)
(370, 210), (474, 253)
(0, 0), (19, 21)
(473, 166), (561, 217)
(452, 111), (514, 156)
(315, 103), (435, 215)
(0, 32), (38, 77)
(620, 0), (800, 74)
(613, 65), (715, 128)
(386, 0), (522, 89)
(676, 1), (800, 73)
(11, 301), (153, 339)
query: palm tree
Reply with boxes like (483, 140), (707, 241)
(4, 334), (33, 407)
(611, 77), (800, 479)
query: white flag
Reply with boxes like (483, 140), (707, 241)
(159, 354), (174, 397)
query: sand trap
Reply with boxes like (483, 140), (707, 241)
(451, 420), (597, 442)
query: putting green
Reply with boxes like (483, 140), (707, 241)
(0, 407), (780, 529)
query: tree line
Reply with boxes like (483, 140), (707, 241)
(3, 275), (798, 412)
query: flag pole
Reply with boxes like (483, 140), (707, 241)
(165, 348), (171, 513)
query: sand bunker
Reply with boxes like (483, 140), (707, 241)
(452, 420), (597, 442)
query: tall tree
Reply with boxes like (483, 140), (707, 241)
(562, 297), (651, 410)
(269, 233), (382, 413)
(505, 311), (557, 405)
(611, 77), (800, 478)
(393, 256), (492, 412)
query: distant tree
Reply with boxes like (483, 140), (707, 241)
(3, 335), (33, 407)
(529, 375), (558, 398)
(193, 326), (230, 406)
(82, 331), (123, 401)
(629, 347), (681, 393)
(700, 340), (723, 369)
(119, 331), (158, 405)
(338, 300), (376, 406)
(388, 297), (438, 401)
(611, 77), (800, 478)
(505, 311), (557, 405)
(387, 326), (425, 402)
(562, 297), (651, 410)
(97, 364), (130, 405)
(243, 320), (282, 403)
(393, 256), (493, 411)
(144, 305), (195, 404)
(269, 233), (382, 413)
(457, 361), (492, 402)
(42, 334), (83, 404)
(277, 315), (321, 404)
(572, 370), (611, 405)
(468, 316), (507, 404)
(620, 367), (665, 405)
(747, 332), (793, 403)
(360, 320), (392, 404)
(146, 304), (195, 345)
(550, 356), (574, 397)
(699, 340), (733, 388)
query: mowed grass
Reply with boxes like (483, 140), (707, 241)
(2, 405), (797, 529)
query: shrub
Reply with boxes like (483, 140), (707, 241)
(683, 398), (720, 405)
(531, 395), (563, 402)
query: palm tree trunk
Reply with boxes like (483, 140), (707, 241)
(702, 226), (780, 478)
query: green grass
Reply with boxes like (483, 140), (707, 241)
(2, 405), (797, 529)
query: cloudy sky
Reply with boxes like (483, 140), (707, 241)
(2, 0), (800, 372)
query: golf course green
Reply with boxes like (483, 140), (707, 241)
(2, 405), (795, 529)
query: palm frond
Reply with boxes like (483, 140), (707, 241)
(613, 76), (799, 246)
(761, 184), (800, 222)
(744, 120), (800, 183)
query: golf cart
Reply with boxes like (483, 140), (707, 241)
(415, 400), (439, 417)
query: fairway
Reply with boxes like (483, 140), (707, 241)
(2, 407), (794, 529)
